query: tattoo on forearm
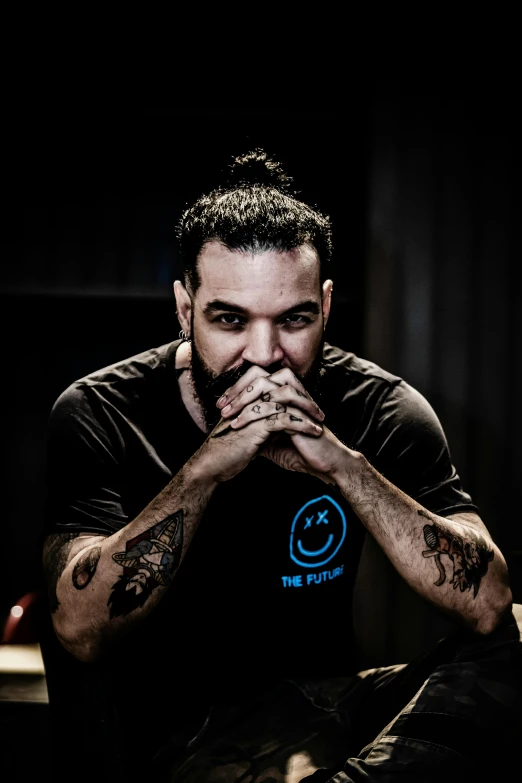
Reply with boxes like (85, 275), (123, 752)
(418, 510), (494, 597)
(72, 546), (101, 590)
(108, 510), (184, 618)
(43, 533), (82, 613)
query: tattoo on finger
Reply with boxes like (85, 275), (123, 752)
(290, 415), (303, 422)
(261, 391), (271, 402)
(252, 404), (261, 414)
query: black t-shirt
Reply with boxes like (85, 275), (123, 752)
(41, 340), (478, 767)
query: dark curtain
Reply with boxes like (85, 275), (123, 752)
(353, 77), (522, 666)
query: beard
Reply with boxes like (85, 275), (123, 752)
(189, 326), (327, 431)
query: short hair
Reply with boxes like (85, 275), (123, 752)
(177, 149), (333, 294)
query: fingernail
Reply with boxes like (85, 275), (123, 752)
(222, 404), (232, 416)
(217, 394), (227, 406)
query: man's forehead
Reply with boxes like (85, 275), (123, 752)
(195, 240), (321, 301)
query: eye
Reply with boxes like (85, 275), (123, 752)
(282, 314), (312, 327)
(215, 314), (245, 328)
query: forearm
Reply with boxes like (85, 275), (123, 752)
(331, 449), (512, 634)
(45, 459), (217, 662)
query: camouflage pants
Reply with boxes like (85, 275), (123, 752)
(160, 614), (522, 783)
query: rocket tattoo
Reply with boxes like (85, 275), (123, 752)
(108, 511), (184, 617)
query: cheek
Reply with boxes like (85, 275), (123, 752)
(282, 328), (322, 371)
(194, 319), (243, 370)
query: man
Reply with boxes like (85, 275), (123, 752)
(40, 150), (520, 782)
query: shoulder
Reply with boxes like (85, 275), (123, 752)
(323, 343), (436, 409)
(321, 344), (445, 444)
(72, 341), (177, 390)
(322, 342), (402, 403)
(50, 341), (179, 415)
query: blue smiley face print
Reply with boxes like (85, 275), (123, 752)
(289, 495), (347, 568)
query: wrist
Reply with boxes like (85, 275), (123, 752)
(328, 446), (366, 488)
(183, 455), (220, 493)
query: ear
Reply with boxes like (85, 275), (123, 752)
(322, 279), (333, 329)
(173, 280), (192, 337)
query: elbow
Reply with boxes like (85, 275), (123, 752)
(53, 617), (104, 664)
(473, 587), (513, 636)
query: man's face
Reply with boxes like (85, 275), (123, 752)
(180, 241), (332, 429)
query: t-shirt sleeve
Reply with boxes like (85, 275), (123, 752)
(44, 383), (129, 536)
(362, 380), (479, 517)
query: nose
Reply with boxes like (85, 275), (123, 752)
(241, 322), (284, 368)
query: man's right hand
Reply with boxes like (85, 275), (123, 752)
(190, 406), (323, 485)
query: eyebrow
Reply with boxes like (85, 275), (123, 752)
(203, 299), (321, 317)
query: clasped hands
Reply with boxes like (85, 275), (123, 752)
(214, 365), (349, 483)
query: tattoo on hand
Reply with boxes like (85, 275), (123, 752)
(418, 510), (494, 597)
(72, 546), (101, 590)
(108, 511), (184, 618)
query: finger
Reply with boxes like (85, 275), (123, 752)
(216, 364), (308, 410)
(267, 410), (323, 437)
(264, 367), (308, 396)
(221, 375), (279, 416)
(221, 375), (287, 418)
(227, 387), (324, 425)
(216, 366), (270, 410)
(229, 400), (288, 429)
(246, 407), (323, 437)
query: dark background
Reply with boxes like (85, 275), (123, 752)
(1, 73), (520, 664)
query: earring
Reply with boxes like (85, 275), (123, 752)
(179, 329), (191, 343)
